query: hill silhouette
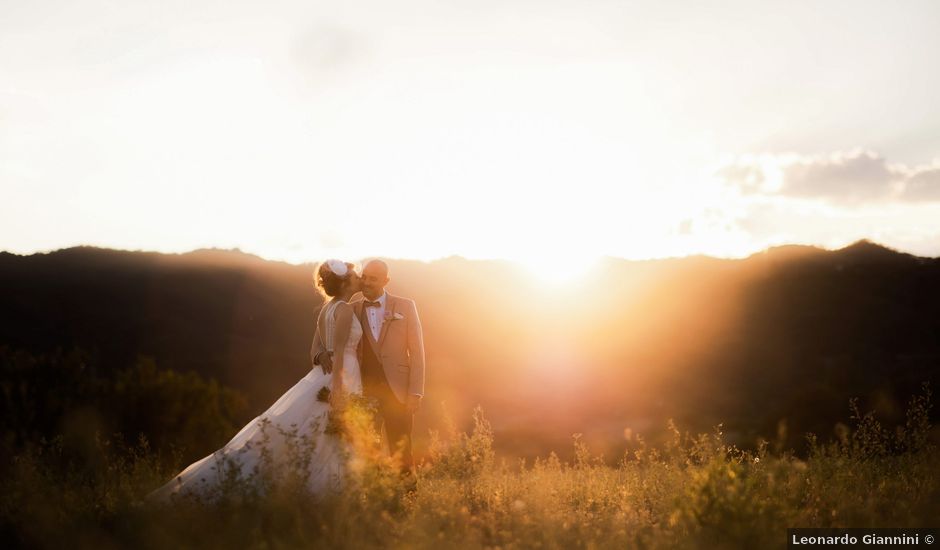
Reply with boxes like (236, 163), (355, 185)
(0, 241), (937, 460)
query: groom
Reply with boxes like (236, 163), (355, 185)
(314, 259), (426, 475)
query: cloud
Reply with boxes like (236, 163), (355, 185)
(289, 24), (367, 90)
(719, 150), (940, 204)
(716, 163), (765, 195)
(903, 167), (940, 201)
(781, 151), (899, 202)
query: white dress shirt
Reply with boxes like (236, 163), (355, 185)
(363, 291), (386, 342)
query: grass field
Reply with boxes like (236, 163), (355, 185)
(2, 385), (937, 549)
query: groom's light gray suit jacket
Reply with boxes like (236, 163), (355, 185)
(310, 292), (426, 403)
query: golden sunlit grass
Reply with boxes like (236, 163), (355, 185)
(1, 385), (936, 549)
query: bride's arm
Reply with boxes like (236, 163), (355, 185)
(310, 307), (327, 371)
(329, 303), (354, 397)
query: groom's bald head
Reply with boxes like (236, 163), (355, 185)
(361, 259), (390, 299)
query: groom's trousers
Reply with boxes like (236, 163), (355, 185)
(360, 341), (414, 473)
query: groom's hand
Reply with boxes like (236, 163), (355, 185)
(316, 351), (334, 373)
(406, 394), (422, 414)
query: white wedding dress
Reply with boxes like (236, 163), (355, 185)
(148, 299), (363, 502)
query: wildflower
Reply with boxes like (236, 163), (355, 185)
(324, 394), (380, 438)
(324, 411), (345, 436)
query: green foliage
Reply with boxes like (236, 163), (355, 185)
(1, 381), (937, 549)
(109, 357), (249, 458)
(803, 382), (935, 461)
(0, 346), (248, 469)
(324, 394), (381, 437)
(425, 405), (495, 480)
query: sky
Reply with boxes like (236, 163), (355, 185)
(3, 0), (940, 271)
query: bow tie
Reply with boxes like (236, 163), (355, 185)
(364, 300), (381, 308)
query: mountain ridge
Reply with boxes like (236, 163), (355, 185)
(1, 240), (937, 457)
(2, 237), (930, 268)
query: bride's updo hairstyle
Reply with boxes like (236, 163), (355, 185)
(316, 259), (356, 297)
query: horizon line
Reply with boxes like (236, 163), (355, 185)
(1, 238), (933, 267)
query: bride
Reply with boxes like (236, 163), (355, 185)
(148, 259), (367, 502)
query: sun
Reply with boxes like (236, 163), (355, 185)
(517, 253), (600, 285)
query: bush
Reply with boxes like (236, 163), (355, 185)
(0, 346), (248, 469)
(0, 372), (937, 549)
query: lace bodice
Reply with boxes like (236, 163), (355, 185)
(322, 299), (363, 354)
(321, 299), (363, 395)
